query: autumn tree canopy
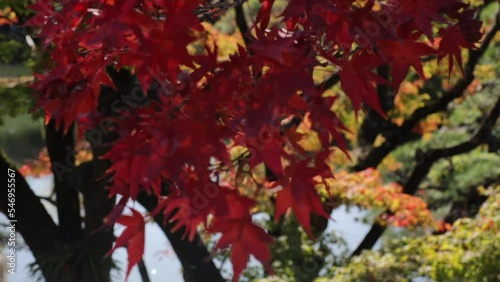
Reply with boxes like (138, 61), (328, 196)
(22, 0), (486, 280)
(1, 0), (498, 281)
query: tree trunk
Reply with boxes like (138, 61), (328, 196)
(137, 192), (225, 282)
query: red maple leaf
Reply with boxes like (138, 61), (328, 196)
(208, 218), (273, 282)
(255, 0), (275, 29)
(378, 39), (436, 92)
(107, 208), (145, 281)
(437, 24), (478, 78)
(394, 0), (459, 40)
(25, 0), (485, 279)
(273, 159), (330, 237)
(338, 52), (387, 116)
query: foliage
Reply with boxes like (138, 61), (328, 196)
(383, 69), (500, 215)
(0, 33), (31, 64)
(22, 0), (486, 280)
(18, 141), (92, 177)
(321, 185), (500, 282)
(0, 83), (34, 124)
(0, 2), (34, 64)
(0, 6), (19, 25)
(0, 0), (33, 18)
(323, 169), (436, 228)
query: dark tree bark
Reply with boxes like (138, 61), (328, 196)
(78, 68), (138, 281)
(45, 120), (83, 244)
(137, 192), (226, 282)
(350, 95), (500, 257)
(349, 11), (498, 256)
(0, 152), (62, 279)
(352, 12), (499, 172)
(357, 65), (395, 149)
(62, 67), (225, 282)
(137, 259), (151, 282)
(433, 177), (497, 235)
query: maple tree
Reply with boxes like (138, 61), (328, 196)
(0, 0), (499, 281)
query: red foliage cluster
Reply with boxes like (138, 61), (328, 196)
(27, 0), (481, 280)
(326, 169), (436, 228)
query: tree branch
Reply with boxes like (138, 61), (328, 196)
(350, 95), (500, 257)
(78, 68), (138, 280)
(357, 65), (394, 148)
(137, 258), (151, 282)
(321, 74), (340, 90)
(0, 151), (62, 279)
(352, 13), (500, 171)
(38, 196), (57, 206)
(433, 177), (497, 235)
(235, 0), (252, 47)
(137, 192), (225, 282)
(45, 120), (83, 243)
